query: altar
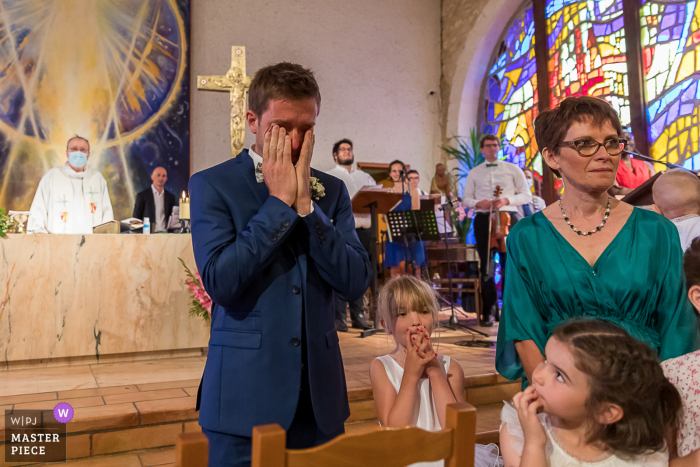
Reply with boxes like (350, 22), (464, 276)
(0, 234), (209, 365)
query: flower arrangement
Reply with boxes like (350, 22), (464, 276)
(178, 258), (212, 325)
(452, 205), (473, 244)
(0, 208), (14, 238)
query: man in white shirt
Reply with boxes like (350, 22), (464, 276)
(327, 139), (375, 331)
(28, 136), (114, 234)
(463, 135), (532, 326)
(133, 167), (177, 233)
(653, 169), (700, 251)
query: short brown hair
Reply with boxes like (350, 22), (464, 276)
(248, 62), (321, 117)
(534, 96), (622, 178)
(376, 275), (439, 338)
(552, 320), (681, 455)
(480, 134), (500, 149)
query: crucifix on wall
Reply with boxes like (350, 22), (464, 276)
(197, 46), (252, 158)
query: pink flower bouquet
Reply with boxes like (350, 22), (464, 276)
(178, 258), (212, 325)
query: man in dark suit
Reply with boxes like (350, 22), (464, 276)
(190, 63), (371, 467)
(133, 167), (176, 232)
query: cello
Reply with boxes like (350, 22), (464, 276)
(488, 185), (511, 254)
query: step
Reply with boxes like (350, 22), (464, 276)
(0, 375), (519, 466)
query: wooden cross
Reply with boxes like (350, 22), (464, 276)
(197, 46), (252, 158)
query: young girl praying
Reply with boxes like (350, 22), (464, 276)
(369, 275), (501, 467)
(500, 319), (681, 467)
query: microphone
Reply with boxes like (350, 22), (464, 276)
(622, 149), (696, 173)
(399, 170), (405, 179)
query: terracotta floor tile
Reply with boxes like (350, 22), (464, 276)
(136, 396), (197, 425)
(183, 386), (199, 397)
(138, 447), (176, 466)
(0, 392), (57, 406)
(103, 388), (188, 405)
(90, 359), (204, 388)
(92, 424), (181, 455)
(66, 433), (91, 459)
(34, 452), (143, 467)
(14, 396), (104, 411)
(58, 386), (139, 400)
(67, 403), (138, 433)
(136, 379), (201, 392)
(0, 366), (97, 397)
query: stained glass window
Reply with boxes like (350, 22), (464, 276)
(547, 0), (631, 125)
(642, 0), (700, 170)
(481, 4), (539, 169)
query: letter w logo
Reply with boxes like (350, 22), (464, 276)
(58, 409), (69, 418)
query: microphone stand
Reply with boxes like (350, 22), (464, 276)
(623, 149), (698, 173)
(439, 196), (488, 337)
(400, 171), (410, 275)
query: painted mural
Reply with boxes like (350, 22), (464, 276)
(0, 0), (190, 221)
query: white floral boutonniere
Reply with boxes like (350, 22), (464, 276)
(310, 176), (325, 200)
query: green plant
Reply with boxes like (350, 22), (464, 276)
(440, 128), (485, 181)
(0, 208), (14, 237)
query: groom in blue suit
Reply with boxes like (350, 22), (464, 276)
(189, 62), (371, 466)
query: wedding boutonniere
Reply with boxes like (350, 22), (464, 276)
(310, 176), (325, 200)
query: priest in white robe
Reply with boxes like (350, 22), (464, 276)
(28, 136), (114, 234)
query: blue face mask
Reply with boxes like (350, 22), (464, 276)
(68, 151), (88, 168)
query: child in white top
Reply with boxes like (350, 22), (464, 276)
(500, 319), (680, 467)
(369, 275), (501, 467)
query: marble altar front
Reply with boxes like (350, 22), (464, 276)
(0, 234), (209, 365)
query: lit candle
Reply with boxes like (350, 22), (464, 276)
(179, 191), (190, 220)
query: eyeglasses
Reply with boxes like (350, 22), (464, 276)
(559, 138), (625, 157)
(407, 176), (419, 181)
(338, 148), (353, 152)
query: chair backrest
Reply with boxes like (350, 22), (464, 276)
(175, 432), (209, 467)
(252, 402), (476, 467)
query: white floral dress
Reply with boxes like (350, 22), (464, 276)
(500, 403), (668, 466)
(662, 350), (700, 456)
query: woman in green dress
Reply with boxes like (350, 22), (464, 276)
(496, 96), (700, 387)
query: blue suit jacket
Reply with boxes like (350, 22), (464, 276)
(189, 150), (371, 437)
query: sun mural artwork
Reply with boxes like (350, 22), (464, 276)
(0, 0), (190, 220)
(482, 4), (539, 170)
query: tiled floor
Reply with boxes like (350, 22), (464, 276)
(0, 308), (497, 401)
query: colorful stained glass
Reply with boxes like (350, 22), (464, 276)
(481, 4), (539, 168)
(642, 0), (700, 169)
(547, 0), (631, 125)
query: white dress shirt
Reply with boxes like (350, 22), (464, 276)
(151, 185), (166, 232)
(462, 158), (532, 213)
(327, 164), (376, 229)
(248, 147), (313, 216)
(671, 214), (700, 251)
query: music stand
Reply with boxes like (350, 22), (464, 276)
(386, 206), (440, 275)
(352, 188), (404, 338)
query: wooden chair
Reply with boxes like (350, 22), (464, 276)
(175, 432), (208, 467)
(251, 402), (477, 467)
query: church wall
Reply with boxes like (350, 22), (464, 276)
(440, 0), (528, 148)
(190, 0), (442, 193)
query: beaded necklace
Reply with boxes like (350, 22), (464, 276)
(559, 196), (611, 236)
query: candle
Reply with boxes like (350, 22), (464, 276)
(179, 191), (190, 220)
